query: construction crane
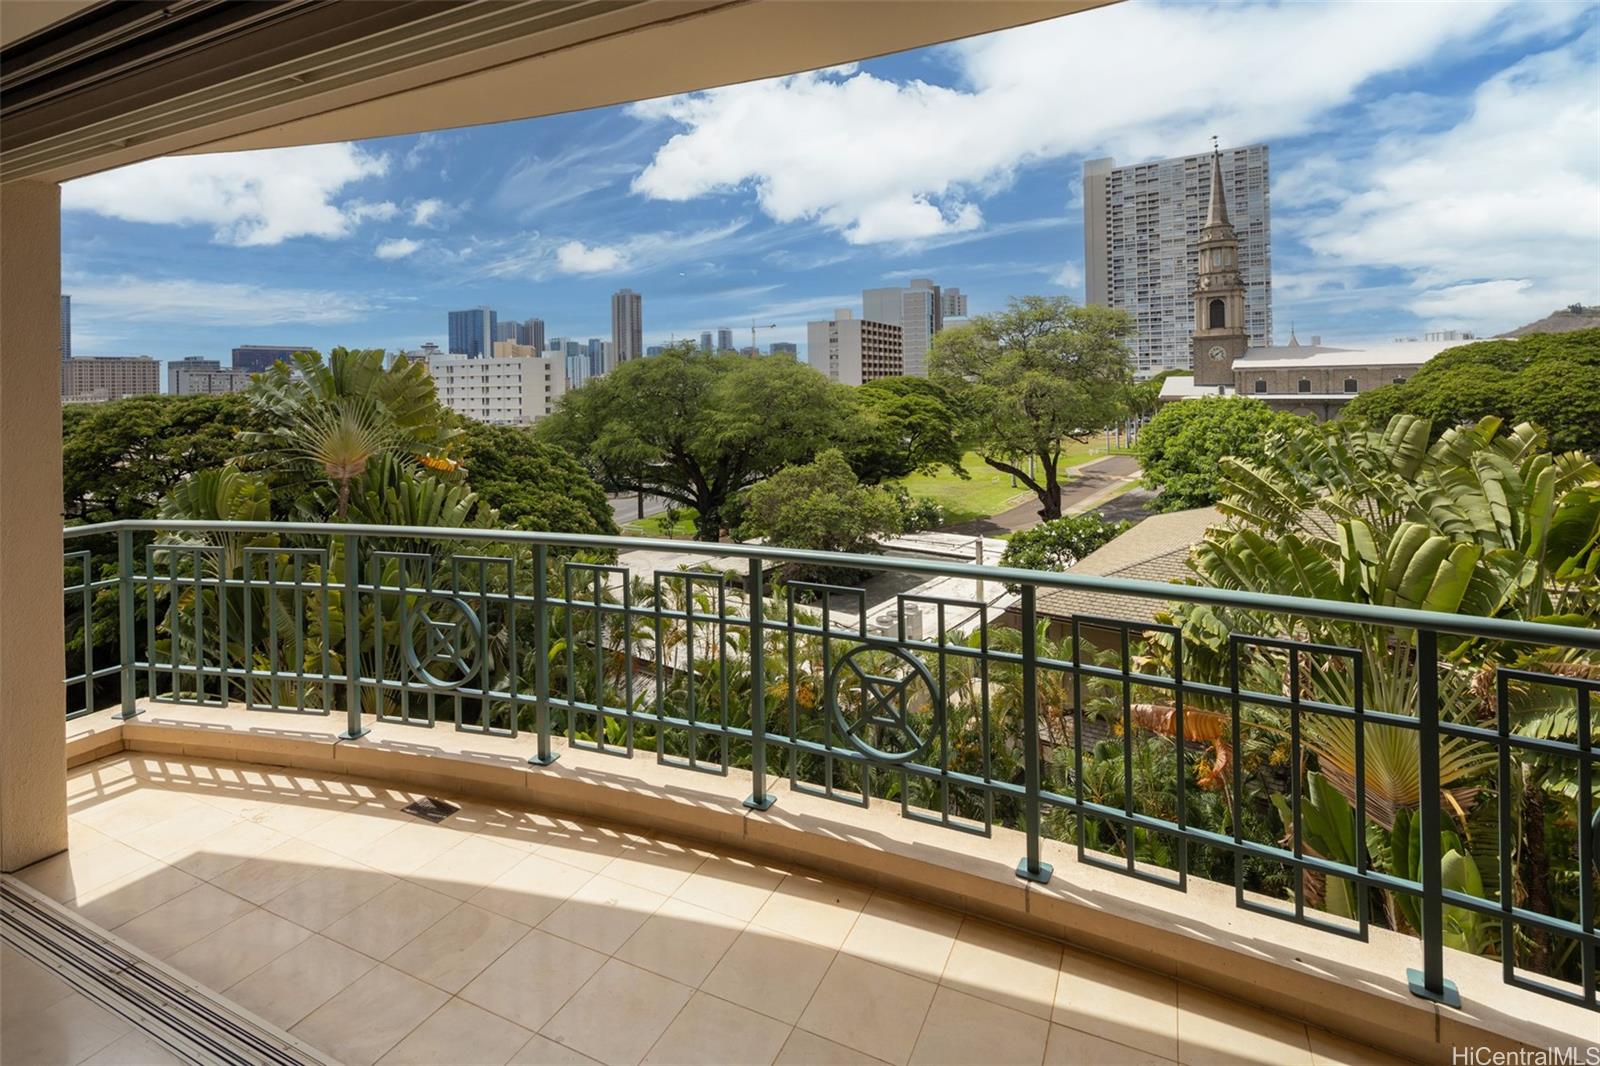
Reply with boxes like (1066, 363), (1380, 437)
(749, 321), (777, 355)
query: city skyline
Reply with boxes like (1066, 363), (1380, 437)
(56, 2), (1598, 370)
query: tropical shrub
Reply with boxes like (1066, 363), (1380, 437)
(1136, 396), (1306, 511)
(998, 513), (1130, 576)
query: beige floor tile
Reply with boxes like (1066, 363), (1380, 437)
(79, 1029), (188, 1065)
(538, 874), (666, 955)
(69, 862), (202, 931)
(377, 999), (533, 1066)
(1052, 948), (1179, 1060)
(293, 964), (449, 1066)
(1307, 1029), (1415, 1066)
(616, 896), (745, 987)
(298, 807), (409, 861)
(0, 949), (76, 1023)
(672, 854), (785, 922)
(209, 837), (344, 904)
(510, 1033), (604, 1065)
(469, 852), (596, 928)
(412, 833), (529, 900)
(388, 902), (529, 993)
(1044, 1025), (1176, 1066)
(798, 953), (937, 1066)
(643, 990), (791, 1066)
(775, 1029), (890, 1066)
(840, 893), (961, 981)
(751, 873), (870, 950)
(112, 882), (254, 959)
(15, 839), (156, 903)
(262, 860), (396, 930)
(325, 880), (462, 960)
(940, 917), (1062, 1021)
(701, 927), (836, 1025)
(599, 837), (708, 896)
(461, 929), (608, 1032)
(541, 958), (694, 1066)
(908, 986), (1049, 1066)
(532, 819), (632, 873)
(166, 907), (311, 991)
(72, 788), (204, 836)
(228, 794), (346, 838)
(1176, 985), (1312, 1066)
(351, 820), (469, 876)
(122, 802), (241, 862)
(0, 992), (129, 1066)
(172, 819), (294, 881)
(225, 933), (377, 1030)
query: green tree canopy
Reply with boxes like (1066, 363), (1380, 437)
(841, 376), (967, 484)
(1136, 396), (1307, 512)
(929, 296), (1133, 520)
(737, 449), (903, 580)
(457, 422), (617, 536)
(63, 393), (256, 525)
(1341, 329), (1600, 452)
(997, 513), (1130, 576)
(536, 344), (847, 541)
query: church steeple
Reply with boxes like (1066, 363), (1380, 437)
(1191, 138), (1249, 387)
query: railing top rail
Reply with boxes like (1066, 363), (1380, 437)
(64, 519), (1600, 650)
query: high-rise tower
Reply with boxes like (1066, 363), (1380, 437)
(611, 289), (643, 369)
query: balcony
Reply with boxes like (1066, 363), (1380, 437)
(6, 518), (1595, 1063)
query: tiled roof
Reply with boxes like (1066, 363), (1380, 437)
(1035, 507), (1222, 625)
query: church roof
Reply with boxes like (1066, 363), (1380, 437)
(1204, 149), (1230, 228)
(1234, 338), (1460, 369)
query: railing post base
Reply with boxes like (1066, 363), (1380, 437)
(112, 706), (142, 721)
(338, 726), (368, 741)
(743, 793), (775, 812)
(528, 751), (560, 767)
(1406, 969), (1460, 1009)
(1015, 859), (1053, 885)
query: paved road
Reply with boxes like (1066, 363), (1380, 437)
(609, 492), (670, 526)
(942, 454), (1142, 535)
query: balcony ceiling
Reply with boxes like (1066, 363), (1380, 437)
(0, 0), (1105, 185)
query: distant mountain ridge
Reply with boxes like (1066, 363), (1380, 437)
(1498, 304), (1600, 337)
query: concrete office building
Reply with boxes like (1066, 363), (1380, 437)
(940, 288), (968, 319)
(807, 310), (904, 386)
(1084, 143), (1271, 377)
(522, 318), (546, 351)
(232, 345), (314, 372)
(426, 340), (569, 426)
(863, 277), (944, 376)
(61, 355), (160, 402)
(171, 367), (254, 395)
(646, 345), (666, 356)
(494, 321), (520, 342)
(769, 341), (798, 356)
(60, 294), (70, 360)
(447, 306), (497, 358)
(699, 331), (713, 352)
(611, 288), (643, 368)
(167, 356), (221, 393)
(715, 327), (734, 352)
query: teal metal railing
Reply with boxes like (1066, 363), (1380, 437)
(62, 519), (1599, 1012)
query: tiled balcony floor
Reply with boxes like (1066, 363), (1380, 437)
(7, 753), (1409, 1066)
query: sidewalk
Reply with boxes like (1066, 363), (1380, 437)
(942, 454), (1142, 535)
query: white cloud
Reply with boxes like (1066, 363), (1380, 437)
(62, 143), (389, 246)
(68, 276), (380, 325)
(555, 240), (625, 273)
(628, 1), (1546, 245)
(347, 200), (399, 223)
(411, 198), (448, 226)
(1052, 261), (1084, 290)
(375, 237), (421, 260)
(1293, 34), (1600, 331)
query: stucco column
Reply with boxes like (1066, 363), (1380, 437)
(0, 180), (68, 871)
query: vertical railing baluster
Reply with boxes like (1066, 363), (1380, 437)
(1408, 627), (1458, 1006)
(116, 529), (139, 719)
(1016, 584), (1052, 884)
(529, 544), (557, 765)
(339, 533), (366, 740)
(745, 558), (773, 811)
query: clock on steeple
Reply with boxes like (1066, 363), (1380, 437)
(1191, 140), (1249, 387)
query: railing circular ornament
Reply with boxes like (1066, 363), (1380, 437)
(403, 594), (482, 690)
(828, 644), (941, 764)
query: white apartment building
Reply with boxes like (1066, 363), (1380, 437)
(425, 341), (568, 427)
(1083, 144), (1271, 377)
(806, 310), (904, 385)
(862, 278), (944, 376)
(171, 367), (253, 395)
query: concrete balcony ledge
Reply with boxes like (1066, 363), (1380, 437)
(66, 703), (1597, 1064)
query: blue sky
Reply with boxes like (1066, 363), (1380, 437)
(61, 1), (1599, 370)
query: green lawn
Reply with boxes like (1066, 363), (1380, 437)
(897, 442), (1135, 526)
(624, 509), (700, 538)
